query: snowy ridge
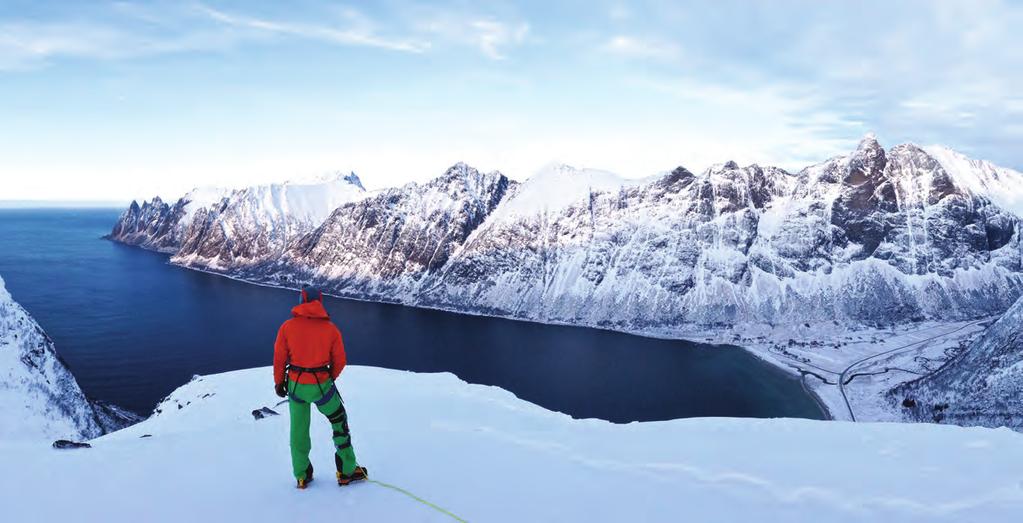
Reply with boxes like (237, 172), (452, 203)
(2, 365), (1021, 522)
(923, 145), (1023, 218)
(268, 163), (513, 299)
(110, 172), (369, 269)
(492, 162), (635, 219)
(0, 275), (136, 441)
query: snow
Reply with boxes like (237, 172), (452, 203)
(493, 162), (635, 219)
(180, 185), (231, 219)
(0, 276), (106, 440)
(2, 365), (1020, 522)
(923, 145), (1023, 217)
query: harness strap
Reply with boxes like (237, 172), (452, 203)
(326, 407), (347, 425)
(285, 362), (331, 400)
(314, 384), (339, 407)
(288, 364), (331, 373)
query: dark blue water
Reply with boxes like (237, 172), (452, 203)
(0, 209), (826, 422)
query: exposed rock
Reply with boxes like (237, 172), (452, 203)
(251, 407), (279, 420)
(52, 439), (91, 450)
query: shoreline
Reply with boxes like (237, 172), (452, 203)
(134, 241), (841, 421)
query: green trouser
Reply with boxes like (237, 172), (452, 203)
(287, 379), (359, 479)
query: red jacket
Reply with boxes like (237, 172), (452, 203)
(273, 300), (347, 385)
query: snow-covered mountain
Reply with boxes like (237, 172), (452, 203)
(110, 138), (1023, 332)
(422, 136), (1023, 328)
(3, 365), (1021, 521)
(109, 172), (368, 268)
(266, 162), (512, 298)
(897, 294), (1023, 430)
(0, 275), (137, 441)
(107, 186), (232, 253)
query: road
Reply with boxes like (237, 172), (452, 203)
(837, 319), (991, 421)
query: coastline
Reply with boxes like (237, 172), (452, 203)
(121, 238), (843, 421)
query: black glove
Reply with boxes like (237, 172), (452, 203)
(275, 382), (287, 398)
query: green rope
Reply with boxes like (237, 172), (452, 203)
(367, 479), (468, 522)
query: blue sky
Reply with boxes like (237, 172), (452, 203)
(2, 0), (1021, 202)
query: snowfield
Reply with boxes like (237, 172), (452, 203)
(2, 366), (1021, 522)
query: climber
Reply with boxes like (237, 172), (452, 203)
(273, 285), (368, 489)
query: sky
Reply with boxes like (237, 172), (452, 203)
(1, 0), (1021, 202)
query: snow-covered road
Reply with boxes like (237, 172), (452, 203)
(837, 319), (992, 421)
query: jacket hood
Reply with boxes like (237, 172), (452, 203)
(291, 300), (329, 320)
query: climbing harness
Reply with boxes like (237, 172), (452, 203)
(284, 362), (331, 400)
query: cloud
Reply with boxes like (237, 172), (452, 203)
(196, 4), (429, 54)
(471, 19), (529, 60)
(604, 35), (680, 61)
(0, 2), (532, 70)
(0, 2), (429, 71)
(594, 0), (1023, 167)
(416, 14), (529, 60)
(0, 22), (129, 69)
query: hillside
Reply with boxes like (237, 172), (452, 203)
(0, 275), (136, 440)
(897, 294), (1023, 430)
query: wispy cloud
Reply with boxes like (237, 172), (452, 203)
(604, 35), (680, 61)
(196, 4), (429, 54)
(595, 0), (1023, 166)
(0, 2), (487, 71)
(0, 22), (127, 68)
(416, 14), (529, 60)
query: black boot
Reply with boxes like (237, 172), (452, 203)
(336, 466), (368, 486)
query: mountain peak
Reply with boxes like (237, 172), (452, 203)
(443, 162), (481, 179)
(536, 162), (583, 177)
(341, 171), (365, 191)
(856, 132), (881, 152)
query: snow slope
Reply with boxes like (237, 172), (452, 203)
(2, 365), (1020, 522)
(0, 275), (136, 441)
(924, 145), (1023, 218)
(491, 162), (634, 219)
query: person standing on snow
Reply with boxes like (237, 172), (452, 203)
(274, 285), (368, 489)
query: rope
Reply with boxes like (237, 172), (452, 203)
(367, 479), (468, 522)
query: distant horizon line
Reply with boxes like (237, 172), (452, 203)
(0, 200), (129, 209)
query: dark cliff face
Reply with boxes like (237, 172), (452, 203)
(830, 136), (896, 259)
(108, 197), (190, 253)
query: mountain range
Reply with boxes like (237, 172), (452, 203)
(111, 136), (1023, 331)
